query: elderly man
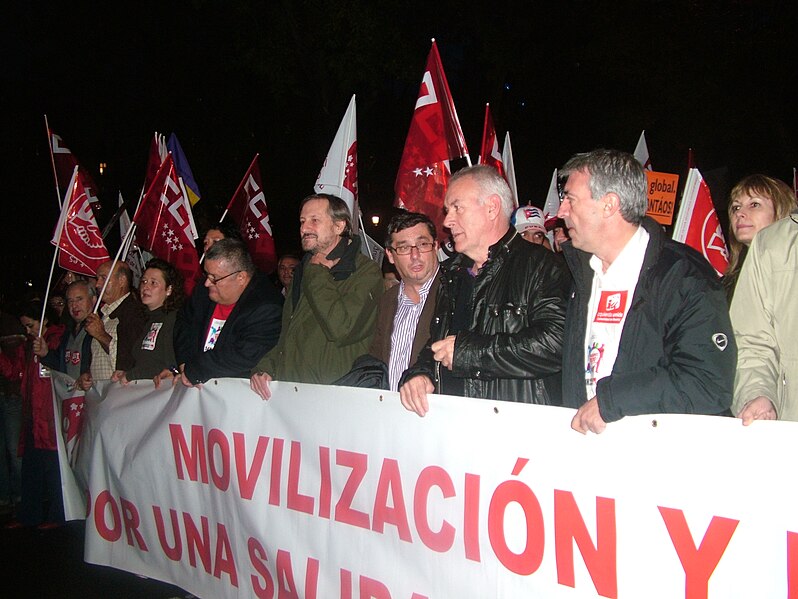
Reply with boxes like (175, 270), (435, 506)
(78, 261), (146, 389)
(366, 211), (441, 391)
(173, 238), (283, 386)
(399, 165), (570, 416)
(250, 193), (383, 399)
(35, 280), (96, 380)
(557, 149), (735, 434)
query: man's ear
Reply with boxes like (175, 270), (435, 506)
(487, 194), (503, 219)
(603, 192), (622, 218)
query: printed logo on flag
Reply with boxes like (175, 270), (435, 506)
(702, 213), (729, 263)
(594, 290), (628, 324)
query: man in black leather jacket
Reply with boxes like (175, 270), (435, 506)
(399, 165), (570, 416)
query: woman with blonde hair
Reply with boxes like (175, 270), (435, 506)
(723, 174), (796, 300)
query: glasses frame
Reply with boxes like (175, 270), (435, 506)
(387, 242), (436, 256)
(204, 270), (242, 285)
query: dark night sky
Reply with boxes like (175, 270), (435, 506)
(2, 0), (796, 298)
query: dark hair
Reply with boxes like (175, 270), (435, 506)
(385, 211), (437, 248)
(143, 258), (185, 312)
(206, 221), (243, 243)
(205, 238), (256, 277)
(278, 250), (303, 264)
(18, 300), (59, 328)
(300, 193), (352, 238)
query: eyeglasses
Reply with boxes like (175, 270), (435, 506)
(388, 242), (435, 255)
(204, 270), (242, 285)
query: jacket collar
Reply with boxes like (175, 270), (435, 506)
(445, 226), (517, 275)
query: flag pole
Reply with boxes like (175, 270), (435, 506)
(44, 114), (63, 210)
(220, 153), (260, 224)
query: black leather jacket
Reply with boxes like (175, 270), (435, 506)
(400, 227), (570, 404)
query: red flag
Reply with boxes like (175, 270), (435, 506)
(50, 168), (111, 277)
(224, 154), (278, 274)
(394, 39), (470, 238)
(478, 103), (504, 178)
(672, 168), (729, 276)
(48, 129), (102, 212)
(134, 155), (201, 294)
(143, 132), (167, 195)
(61, 395), (85, 467)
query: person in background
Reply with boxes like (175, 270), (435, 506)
(112, 259), (185, 383)
(723, 174), (796, 301)
(511, 205), (553, 249)
(276, 251), (302, 297)
(731, 209), (798, 423)
(250, 193), (383, 399)
(550, 218), (571, 253)
(0, 304), (25, 516)
(0, 302), (65, 529)
(557, 149), (735, 434)
(202, 221), (243, 254)
(47, 294), (66, 320)
(399, 166), (569, 416)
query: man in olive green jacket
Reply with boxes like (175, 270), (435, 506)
(250, 194), (383, 399)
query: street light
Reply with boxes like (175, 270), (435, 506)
(371, 215), (380, 226)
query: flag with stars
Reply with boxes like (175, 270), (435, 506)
(315, 94), (358, 220)
(133, 154), (202, 294)
(394, 39), (470, 238)
(61, 395), (85, 467)
(50, 166), (110, 277)
(225, 154), (277, 274)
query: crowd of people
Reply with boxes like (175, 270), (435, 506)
(0, 148), (795, 532)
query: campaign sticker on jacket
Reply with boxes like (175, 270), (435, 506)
(65, 350), (81, 365)
(593, 290), (628, 324)
(141, 322), (164, 351)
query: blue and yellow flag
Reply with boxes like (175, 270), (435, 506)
(167, 133), (201, 206)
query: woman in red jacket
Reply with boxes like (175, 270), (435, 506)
(0, 301), (65, 528)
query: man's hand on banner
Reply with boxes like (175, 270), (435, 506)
(738, 396), (777, 425)
(399, 375), (434, 417)
(74, 371), (92, 392)
(571, 396), (607, 434)
(250, 371), (273, 400)
(111, 370), (129, 385)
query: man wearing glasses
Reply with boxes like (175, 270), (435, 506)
(173, 238), (283, 386)
(367, 211), (442, 391)
(250, 194), (383, 399)
(399, 166), (571, 416)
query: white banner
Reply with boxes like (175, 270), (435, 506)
(54, 377), (798, 598)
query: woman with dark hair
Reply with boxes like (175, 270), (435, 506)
(112, 259), (185, 382)
(0, 301), (65, 528)
(723, 174), (796, 301)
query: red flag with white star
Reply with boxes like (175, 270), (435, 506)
(394, 39), (470, 238)
(672, 167), (729, 276)
(478, 103), (504, 178)
(61, 395), (85, 467)
(224, 154), (277, 274)
(50, 167), (110, 277)
(133, 154), (201, 294)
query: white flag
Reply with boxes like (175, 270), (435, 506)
(501, 132), (519, 208)
(634, 130), (652, 171)
(315, 95), (358, 220)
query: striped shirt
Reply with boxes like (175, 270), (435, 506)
(388, 268), (439, 391)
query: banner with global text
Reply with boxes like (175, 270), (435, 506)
(55, 378), (798, 598)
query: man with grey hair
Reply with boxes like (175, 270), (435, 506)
(557, 148), (735, 434)
(399, 165), (570, 416)
(173, 238), (283, 386)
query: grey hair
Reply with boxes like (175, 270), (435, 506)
(205, 238), (256, 276)
(560, 149), (648, 225)
(66, 279), (97, 299)
(449, 165), (515, 219)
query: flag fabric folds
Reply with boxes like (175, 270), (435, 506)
(394, 39), (470, 238)
(133, 155), (201, 294)
(50, 167), (110, 277)
(315, 95), (358, 220)
(166, 133), (201, 206)
(634, 130), (652, 171)
(48, 128), (102, 212)
(501, 132), (519, 209)
(224, 154), (278, 274)
(478, 103), (504, 178)
(672, 168), (729, 276)
(143, 132), (167, 196)
(542, 168), (560, 245)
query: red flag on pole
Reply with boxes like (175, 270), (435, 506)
(478, 103), (504, 178)
(50, 167), (111, 277)
(224, 154), (278, 274)
(133, 155), (202, 294)
(394, 39), (470, 238)
(143, 132), (167, 196)
(672, 167), (729, 276)
(48, 128), (102, 212)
